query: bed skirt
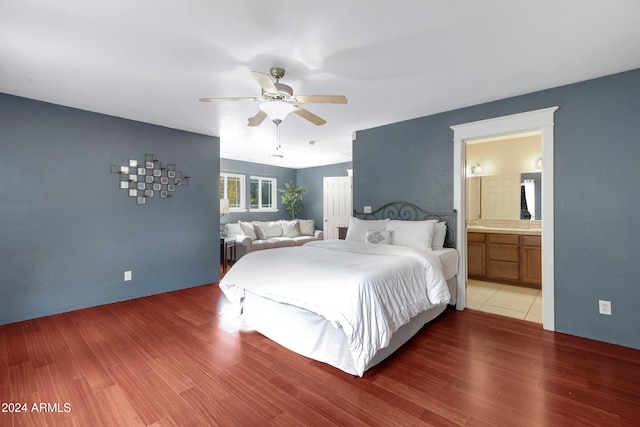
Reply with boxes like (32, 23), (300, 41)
(218, 276), (456, 376)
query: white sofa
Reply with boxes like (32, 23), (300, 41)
(224, 219), (323, 259)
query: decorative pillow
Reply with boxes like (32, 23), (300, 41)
(257, 221), (282, 238)
(238, 221), (257, 240)
(432, 222), (447, 250)
(386, 220), (437, 250)
(225, 222), (242, 236)
(282, 220), (301, 237)
(365, 230), (392, 245)
(298, 219), (315, 236)
(345, 217), (389, 242)
(254, 223), (268, 240)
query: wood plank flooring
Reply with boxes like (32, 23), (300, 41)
(2, 282), (640, 426)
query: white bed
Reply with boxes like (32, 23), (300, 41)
(218, 203), (458, 376)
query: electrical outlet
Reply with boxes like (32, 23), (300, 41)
(598, 300), (611, 315)
(364, 206), (372, 213)
(124, 270), (132, 282)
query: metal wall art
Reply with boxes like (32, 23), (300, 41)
(110, 154), (189, 205)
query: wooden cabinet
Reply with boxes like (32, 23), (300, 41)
(520, 235), (542, 287)
(487, 233), (519, 282)
(467, 232), (486, 278)
(467, 231), (541, 289)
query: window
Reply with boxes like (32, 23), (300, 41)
(249, 176), (277, 212)
(220, 173), (245, 211)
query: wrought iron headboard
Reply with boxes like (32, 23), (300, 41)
(353, 201), (457, 248)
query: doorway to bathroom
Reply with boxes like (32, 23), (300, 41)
(451, 106), (558, 331)
(465, 132), (542, 323)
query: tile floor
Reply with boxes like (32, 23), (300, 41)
(466, 279), (542, 323)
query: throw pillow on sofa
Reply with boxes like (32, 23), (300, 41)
(254, 223), (268, 240)
(259, 221), (283, 238)
(282, 220), (301, 237)
(239, 221), (257, 240)
(298, 219), (315, 236)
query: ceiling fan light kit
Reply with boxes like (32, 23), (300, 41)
(199, 67), (347, 127)
(260, 100), (294, 121)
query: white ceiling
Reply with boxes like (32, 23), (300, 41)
(2, 1), (640, 169)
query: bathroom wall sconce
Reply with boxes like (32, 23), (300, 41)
(536, 158), (543, 169)
(110, 153), (189, 205)
(469, 162), (484, 175)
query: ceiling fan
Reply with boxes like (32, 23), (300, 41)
(199, 67), (347, 127)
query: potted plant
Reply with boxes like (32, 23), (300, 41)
(279, 181), (306, 219)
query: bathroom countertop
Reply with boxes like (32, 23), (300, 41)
(467, 226), (541, 235)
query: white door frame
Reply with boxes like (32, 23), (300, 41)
(451, 106), (558, 331)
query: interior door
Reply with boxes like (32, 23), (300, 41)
(481, 174), (520, 219)
(323, 176), (352, 240)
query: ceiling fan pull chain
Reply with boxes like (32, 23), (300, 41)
(274, 118), (282, 150)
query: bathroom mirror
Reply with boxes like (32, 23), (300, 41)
(467, 172), (541, 220)
(520, 172), (541, 220)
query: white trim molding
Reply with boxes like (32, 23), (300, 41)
(451, 106), (558, 331)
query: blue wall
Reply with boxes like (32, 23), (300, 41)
(0, 94), (220, 325)
(297, 162), (352, 227)
(354, 120), (454, 213)
(353, 69), (640, 350)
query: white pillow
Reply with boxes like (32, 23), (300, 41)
(432, 222), (447, 250)
(298, 219), (315, 236)
(282, 220), (301, 237)
(238, 221), (257, 240)
(254, 223), (268, 240)
(257, 221), (282, 237)
(225, 222), (242, 236)
(386, 220), (437, 250)
(345, 217), (389, 242)
(365, 230), (392, 245)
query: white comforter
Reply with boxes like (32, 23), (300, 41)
(219, 239), (451, 376)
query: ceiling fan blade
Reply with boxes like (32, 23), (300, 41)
(199, 97), (259, 102)
(251, 71), (278, 94)
(293, 95), (348, 104)
(247, 109), (268, 127)
(292, 106), (326, 126)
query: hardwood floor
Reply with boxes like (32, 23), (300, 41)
(2, 283), (640, 426)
